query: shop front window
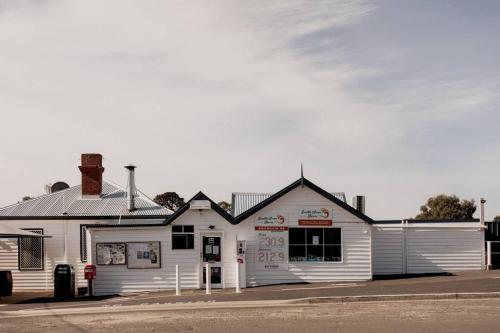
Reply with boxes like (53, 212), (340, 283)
(288, 228), (341, 262)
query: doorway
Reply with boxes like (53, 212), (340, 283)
(201, 234), (223, 288)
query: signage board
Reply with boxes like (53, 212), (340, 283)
(255, 214), (288, 270)
(256, 214), (286, 226)
(127, 242), (161, 269)
(96, 243), (126, 265)
(190, 200), (211, 210)
(298, 208), (333, 226)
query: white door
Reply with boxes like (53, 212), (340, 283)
(201, 234), (223, 288)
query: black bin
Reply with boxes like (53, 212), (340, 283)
(54, 264), (75, 299)
(0, 271), (13, 296)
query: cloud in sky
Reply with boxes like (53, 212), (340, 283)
(0, 0), (499, 219)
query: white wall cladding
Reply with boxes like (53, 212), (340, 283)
(372, 227), (405, 275)
(0, 218), (164, 291)
(90, 210), (238, 296)
(372, 224), (484, 275)
(406, 228), (483, 273)
(88, 186), (373, 296)
(239, 186), (372, 286)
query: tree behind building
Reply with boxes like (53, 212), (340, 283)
(416, 194), (476, 220)
(153, 192), (185, 211)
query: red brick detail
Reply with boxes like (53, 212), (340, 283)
(79, 154), (104, 196)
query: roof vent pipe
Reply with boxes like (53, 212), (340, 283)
(351, 195), (366, 214)
(480, 198), (486, 226)
(125, 165), (137, 211)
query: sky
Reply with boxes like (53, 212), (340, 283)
(0, 0), (499, 220)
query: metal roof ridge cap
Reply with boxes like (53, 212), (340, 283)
(232, 192), (273, 195)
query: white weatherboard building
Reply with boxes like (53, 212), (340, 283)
(0, 154), (487, 295)
(0, 154), (171, 292)
(85, 179), (486, 296)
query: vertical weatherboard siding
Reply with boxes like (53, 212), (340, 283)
(372, 224), (484, 275)
(406, 228), (483, 273)
(372, 226), (405, 275)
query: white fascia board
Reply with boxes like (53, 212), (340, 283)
(372, 223), (486, 229)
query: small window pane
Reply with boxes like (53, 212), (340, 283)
(289, 228), (305, 245)
(324, 245), (342, 262)
(172, 225), (182, 233)
(183, 225), (194, 233)
(306, 228), (323, 245)
(172, 235), (185, 249)
(324, 228), (341, 244)
(306, 245), (323, 261)
(186, 233), (194, 249)
(172, 234), (194, 250)
(289, 245), (306, 262)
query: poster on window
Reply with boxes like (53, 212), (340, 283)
(96, 243), (126, 265)
(127, 242), (161, 269)
(298, 208), (333, 226)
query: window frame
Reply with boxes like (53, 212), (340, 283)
(171, 225), (195, 250)
(18, 228), (45, 271)
(288, 227), (343, 263)
(80, 225), (87, 263)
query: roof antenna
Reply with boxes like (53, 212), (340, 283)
(300, 163), (304, 188)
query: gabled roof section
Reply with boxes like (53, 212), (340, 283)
(232, 191), (347, 217)
(234, 177), (374, 224)
(0, 180), (172, 219)
(164, 191), (235, 225)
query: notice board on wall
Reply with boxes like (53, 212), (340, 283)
(127, 242), (161, 269)
(96, 243), (126, 265)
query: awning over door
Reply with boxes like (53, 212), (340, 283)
(0, 225), (51, 238)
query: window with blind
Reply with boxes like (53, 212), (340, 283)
(80, 225), (87, 263)
(18, 229), (44, 271)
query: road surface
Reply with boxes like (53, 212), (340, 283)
(1, 299), (500, 333)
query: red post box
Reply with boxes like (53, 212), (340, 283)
(84, 264), (96, 280)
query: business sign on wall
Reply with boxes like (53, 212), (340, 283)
(255, 214), (288, 231)
(298, 208), (333, 226)
(255, 214), (288, 270)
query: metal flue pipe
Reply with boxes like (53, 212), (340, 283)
(125, 165), (137, 211)
(480, 198), (486, 226)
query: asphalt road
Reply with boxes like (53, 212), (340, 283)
(2, 270), (500, 312)
(1, 299), (500, 333)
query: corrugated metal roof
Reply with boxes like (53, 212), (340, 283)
(0, 180), (172, 218)
(231, 191), (347, 216)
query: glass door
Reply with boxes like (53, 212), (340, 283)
(201, 235), (223, 288)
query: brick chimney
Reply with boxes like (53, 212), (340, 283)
(78, 153), (105, 198)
